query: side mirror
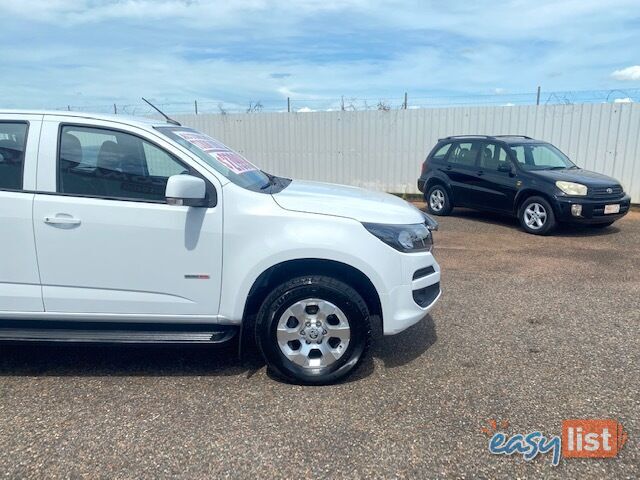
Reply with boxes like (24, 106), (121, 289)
(165, 174), (207, 207)
(497, 163), (515, 175)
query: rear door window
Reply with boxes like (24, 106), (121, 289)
(448, 142), (480, 167)
(0, 122), (28, 190)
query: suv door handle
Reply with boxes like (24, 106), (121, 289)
(445, 165), (452, 171)
(44, 215), (81, 226)
(477, 170), (484, 176)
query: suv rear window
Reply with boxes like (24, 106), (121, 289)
(0, 122), (28, 190)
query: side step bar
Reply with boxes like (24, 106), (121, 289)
(0, 320), (237, 345)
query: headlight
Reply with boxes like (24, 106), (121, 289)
(363, 222), (432, 252)
(556, 181), (587, 196)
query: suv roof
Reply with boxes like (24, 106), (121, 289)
(439, 135), (543, 145)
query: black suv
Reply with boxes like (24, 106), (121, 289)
(417, 135), (631, 235)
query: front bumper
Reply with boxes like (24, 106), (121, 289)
(554, 194), (631, 224)
(380, 252), (441, 335)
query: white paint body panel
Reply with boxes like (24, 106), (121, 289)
(0, 114), (43, 312)
(0, 110), (440, 335)
(273, 180), (424, 224)
(33, 194), (223, 315)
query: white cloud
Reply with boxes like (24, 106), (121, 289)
(1, 0), (640, 109)
(611, 66), (640, 81)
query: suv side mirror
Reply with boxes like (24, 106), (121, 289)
(165, 174), (207, 207)
(497, 163), (515, 175)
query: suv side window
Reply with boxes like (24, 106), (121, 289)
(479, 143), (511, 171)
(431, 143), (451, 162)
(448, 142), (479, 167)
(58, 125), (189, 203)
(0, 122), (28, 190)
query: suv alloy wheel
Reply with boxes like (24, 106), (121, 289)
(426, 185), (453, 216)
(518, 196), (557, 235)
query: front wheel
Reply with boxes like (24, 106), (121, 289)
(518, 196), (556, 235)
(255, 276), (371, 385)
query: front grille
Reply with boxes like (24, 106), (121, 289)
(590, 185), (623, 199)
(413, 282), (440, 308)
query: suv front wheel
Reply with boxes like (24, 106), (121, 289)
(426, 184), (453, 216)
(518, 196), (556, 235)
(255, 276), (371, 385)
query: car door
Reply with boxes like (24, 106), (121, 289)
(0, 115), (44, 314)
(443, 141), (481, 206)
(472, 142), (519, 212)
(32, 118), (223, 319)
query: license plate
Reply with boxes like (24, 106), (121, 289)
(604, 204), (620, 214)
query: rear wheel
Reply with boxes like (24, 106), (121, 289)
(518, 196), (556, 235)
(426, 185), (453, 216)
(255, 276), (371, 385)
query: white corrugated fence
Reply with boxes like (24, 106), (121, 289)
(172, 103), (640, 202)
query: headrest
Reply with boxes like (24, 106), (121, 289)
(97, 140), (124, 170)
(60, 133), (83, 168)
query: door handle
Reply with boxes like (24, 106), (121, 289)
(477, 170), (484, 176)
(44, 215), (81, 226)
(445, 165), (453, 171)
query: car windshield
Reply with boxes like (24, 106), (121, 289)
(508, 143), (576, 170)
(156, 126), (271, 191)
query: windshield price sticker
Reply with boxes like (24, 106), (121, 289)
(175, 131), (258, 174)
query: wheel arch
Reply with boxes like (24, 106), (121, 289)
(242, 258), (382, 326)
(514, 188), (558, 216)
(424, 175), (453, 200)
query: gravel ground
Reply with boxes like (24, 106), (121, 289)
(1, 207), (638, 479)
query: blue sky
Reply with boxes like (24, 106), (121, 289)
(1, 0), (639, 113)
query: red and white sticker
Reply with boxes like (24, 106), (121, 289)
(175, 131), (258, 174)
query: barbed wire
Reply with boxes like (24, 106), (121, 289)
(52, 88), (640, 116)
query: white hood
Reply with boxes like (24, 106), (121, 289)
(272, 180), (424, 224)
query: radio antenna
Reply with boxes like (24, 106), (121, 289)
(141, 97), (181, 126)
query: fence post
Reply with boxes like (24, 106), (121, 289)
(195, 100), (198, 114)
(536, 86), (541, 106)
(403, 92), (408, 109)
(341, 96), (345, 111)
(113, 103), (117, 114)
(287, 97), (290, 112)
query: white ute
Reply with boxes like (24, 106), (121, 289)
(0, 110), (441, 384)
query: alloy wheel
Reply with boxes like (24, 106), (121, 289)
(276, 298), (351, 368)
(430, 189), (445, 212)
(524, 202), (547, 230)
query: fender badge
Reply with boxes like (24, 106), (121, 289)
(185, 274), (210, 280)
(516, 180), (523, 187)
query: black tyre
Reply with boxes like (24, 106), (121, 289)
(518, 196), (556, 235)
(255, 276), (371, 385)
(426, 184), (453, 216)
(589, 221), (615, 229)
